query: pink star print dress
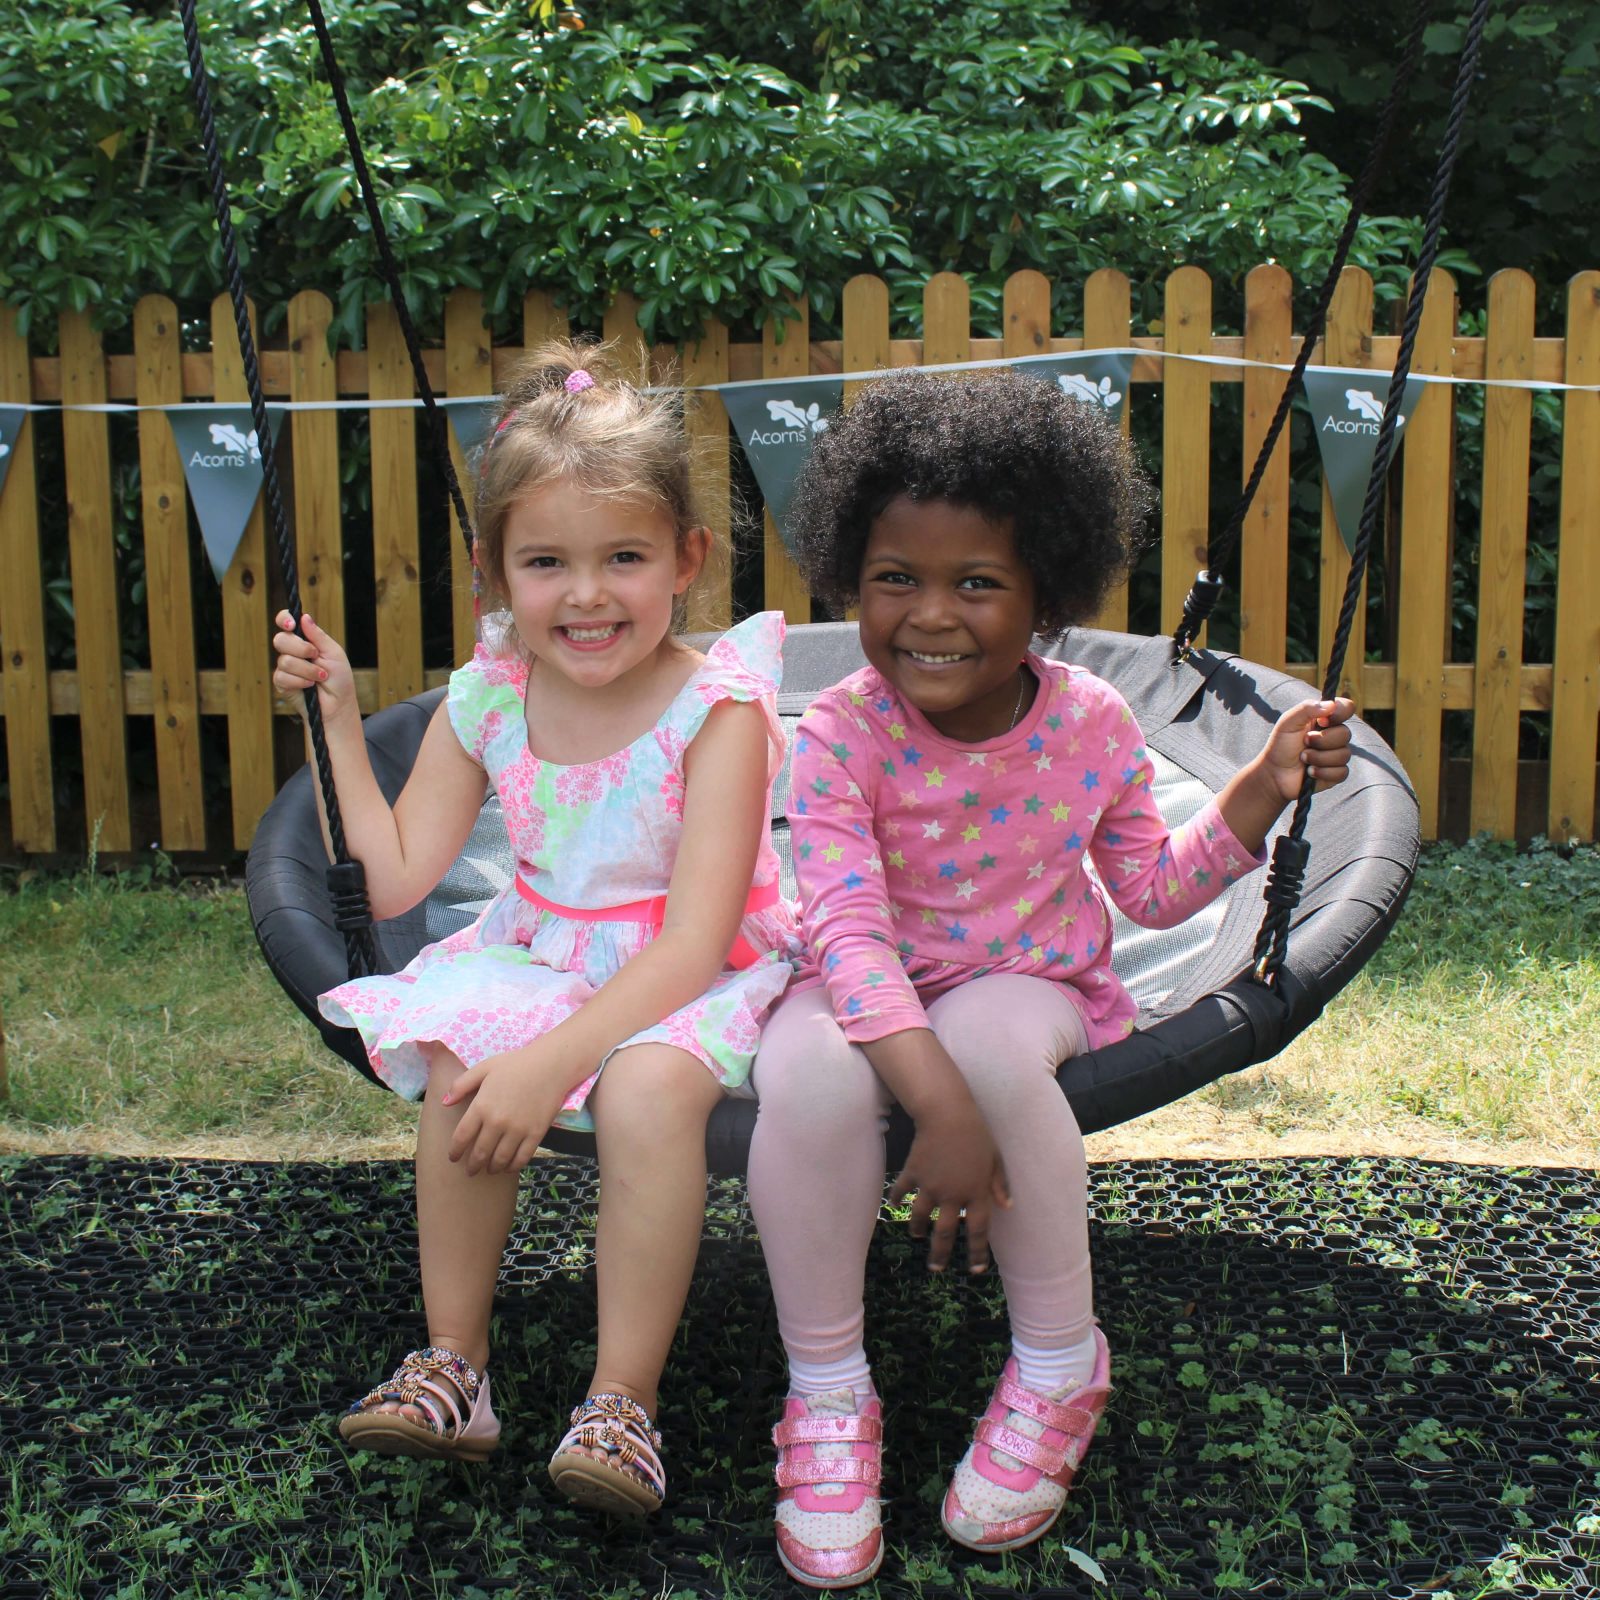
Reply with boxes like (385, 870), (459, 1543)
(318, 611), (801, 1130)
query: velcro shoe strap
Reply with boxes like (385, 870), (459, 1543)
(976, 1418), (1069, 1477)
(773, 1413), (884, 1448)
(775, 1454), (882, 1490)
(993, 1376), (1095, 1434)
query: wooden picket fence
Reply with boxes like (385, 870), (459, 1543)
(1, 264), (1597, 858)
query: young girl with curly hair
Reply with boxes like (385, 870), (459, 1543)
(747, 369), (1355, 1586)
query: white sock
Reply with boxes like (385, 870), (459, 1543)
(1011, 1330), (1098, 1397)
(787, 1346), (874, 1401)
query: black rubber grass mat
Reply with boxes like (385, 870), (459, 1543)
(4, 1156), (1597, 1600)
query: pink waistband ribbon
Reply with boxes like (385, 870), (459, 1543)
(515, 876), (781, 971)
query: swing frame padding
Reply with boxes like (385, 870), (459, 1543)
(247, 624), (1418, 1172)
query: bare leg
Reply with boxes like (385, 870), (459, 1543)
(582, 1042), (725, 1422)
(365, 1044), (522, 1423)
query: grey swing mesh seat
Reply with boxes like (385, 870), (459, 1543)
(247, 621), (1418, 1171)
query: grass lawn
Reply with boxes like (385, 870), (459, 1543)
(4, 840), (1596, 1599)
(1, 838), (1596, 1166)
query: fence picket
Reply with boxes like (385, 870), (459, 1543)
(1162, 268), (1212, 640)
(1470, 270), (1535, 837)
(367, 302), (423, 708)
(286, 292), (344, 648)
(209, 295), (275, 848)
(134, 296), (205, 849)
(763, 296), (812, 623)
(1240, 265), (1293, 670)
(60, 309), (132, 850)
(923, 272), (970, 367)
(1084, 269), (1131, 633)
(1003, 269), (1051, 360)
(1548, 272), (1600, 841)
(0, 307), (52, 850)
(1317, 269), (1374, 699)
(1393, 271), (1458, 840)
(683, 320), (732, 631)
(445, 289), (490, 661)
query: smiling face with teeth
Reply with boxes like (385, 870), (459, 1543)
(857, 494), (1039, 743)
(501, 477), (705, 702)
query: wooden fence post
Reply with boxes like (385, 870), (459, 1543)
(1548, 271), (1600, 842)
(1470, 269), (1535, 838)
(367, 302), (423, 709)
(288, 290), (345, 643)
(1393, 270), (1458, 841)
(134, 295), (205, 849)
(445, 288), (491, 662)
(1240, 264), (1293, 672)
(923, 272), (970, 367)
(683, 319), (732, 632)
(1161, 267), (1212, 640)
(0, 307), (54, 851)
(762, 295), (812, 623)
(1084, 269), (1131, 634)
(210, 295), (276, 847)
(60, 308), (132, 851)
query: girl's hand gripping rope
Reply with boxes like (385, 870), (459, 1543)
(272, 610), (359, 731)
(1259, 698), (1357, 802)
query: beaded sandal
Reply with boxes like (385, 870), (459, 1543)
(941, 1329), (1112, 1553)
(337, 1346), (500, 1462)
(548, 1392), (667, 1517)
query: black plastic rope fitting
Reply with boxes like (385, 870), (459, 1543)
(1261, 835), (1312, 910)
(1174, 570), (1226, 660)
(326, 861), (376, 934)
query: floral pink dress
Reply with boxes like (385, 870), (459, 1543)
(319, 612), (801, 1130)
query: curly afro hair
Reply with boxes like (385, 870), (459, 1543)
(786, 368), (1153, 638)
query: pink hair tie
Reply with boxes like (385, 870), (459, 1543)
(564, 369), (596, 394)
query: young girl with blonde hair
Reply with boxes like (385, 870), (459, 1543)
(273, 342), (798, 1515)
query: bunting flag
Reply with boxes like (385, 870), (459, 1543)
(438, 395), (501, 460)
(165, 405), (287, 582)
(1015, 351), (1134, 428)
(718, 378), (844, 544)
(0, 405), (25, 507)
(1302, 371), (1427, 554)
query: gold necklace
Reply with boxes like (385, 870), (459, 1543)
(1008, 668), (1028, 731)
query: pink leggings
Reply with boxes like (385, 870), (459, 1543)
(748, 974), (1095, 1366)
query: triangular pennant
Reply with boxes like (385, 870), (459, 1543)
(166, 405), (288, 582)
(0, 405), (26, 508)
(438, 395), (501, 460)
(719, 379), (844, 546)
(1303, 371), (1428, 554)
(1013, 352), (1133, 427)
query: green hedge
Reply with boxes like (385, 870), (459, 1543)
(0, 0), (1463, 349)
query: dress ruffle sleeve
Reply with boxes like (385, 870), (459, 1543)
(675, 610), (788, 780)
(446, 643), (529, 766)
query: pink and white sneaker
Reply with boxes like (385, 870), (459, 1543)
(940, 1329), (1112, 1553)
(771, 1389), (885, 1589)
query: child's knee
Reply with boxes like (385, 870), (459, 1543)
(592, 1045), (718, 1142)
(753, 1007), (878, 1131)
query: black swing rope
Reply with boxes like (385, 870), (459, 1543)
(177, 0), (379, 976)
(1250, 0), (1492, 985)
